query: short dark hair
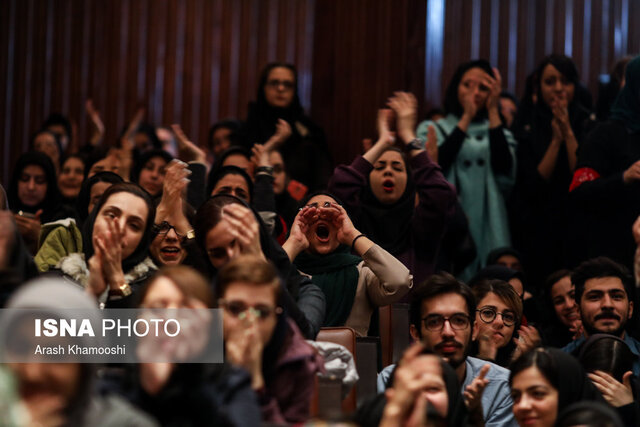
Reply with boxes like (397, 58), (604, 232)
(443, 59), (494, 118)
(571, 257), (635, 304)
(216, 255), (281, 302)
(410, 273), (476, 338)
(471, 279), (523, 324)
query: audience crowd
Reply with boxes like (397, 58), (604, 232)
(1, 54), (639, 426)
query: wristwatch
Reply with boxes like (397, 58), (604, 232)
(108, 283), (132, 298)
(405, 138), (424, 152)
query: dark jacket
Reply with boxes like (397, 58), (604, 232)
(328, 151), (456, 289)
(258, 318), (324, 424)
(101, 363), (260, 427)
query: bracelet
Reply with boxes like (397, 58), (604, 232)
(351, 234), (366, 252)
(256, 166), (274, 175)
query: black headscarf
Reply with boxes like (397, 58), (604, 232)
(8, 151), (63, 223)
(206, 164), (254, 200)
(510, 348), (604, 416)
(443, 59), (495, 120)
(82, 182), (155, 273)
(293, 192), (360, 327)
(131, 149), (173, 194)
(75, 171), (123, 226)
(245, 62), (305, 144)
(610, 55), (640, 133)
(358, 148), (416, 255)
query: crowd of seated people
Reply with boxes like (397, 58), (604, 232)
(0, 54), (639, 426)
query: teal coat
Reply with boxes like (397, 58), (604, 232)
(417, 114), (517, 279)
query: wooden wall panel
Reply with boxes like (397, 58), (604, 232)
(431, 0), (639, 110)
(311, 0), (427, 167)
(0, 0), (315, 184)
(1, 0), (638, 184)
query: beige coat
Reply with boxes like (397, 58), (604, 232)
(301, 244), (413, 337)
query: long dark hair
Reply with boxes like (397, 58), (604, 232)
(509, 348), (603, 413)
(8, 151), (62, 222)
(82, 182), (155, 272)
(443, 59), (495, 119)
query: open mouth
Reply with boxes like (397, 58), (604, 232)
(161, 246), (181, 258)
(315, 223), (330, 242)
(382, 179), (394, 193)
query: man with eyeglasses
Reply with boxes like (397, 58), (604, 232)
(377, 273), (517, 426)
(217, 255), (323, 424)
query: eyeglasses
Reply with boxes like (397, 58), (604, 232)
(152, 221), (185, 241)
(266, 79), (295, 90)
(476, 307), (517, 326)
(422, 313), (470, 331)
(218, 299), (282, 320)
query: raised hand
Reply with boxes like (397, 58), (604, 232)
(387, 91), (418, 143)
(476, 331), (499, 362)
(86, 99), (105, 146)
(87, 241), (106, 297)
(251, 144), (270, 168)
(94, 217), (126, 290)
(282, 205), (318, 261)
(161, 160), (190, 203)
(461, 88), (479, 120)
(623, 160), (640, 184)
(511, 325), (542, 361)
(221, 204), (263, 259)
(264, 119), (292, 152)
(484, 67), (502, 112)
(324, 203), (359, 246)
(426, 124), (438, 163)
(588, 370), (634, 407)
(464, 364), (489, 411)
(382, 343), (429, 425)
(225, 316), (265, 390)
(363, 109), (396, 165)
(172, 123), (206, 163)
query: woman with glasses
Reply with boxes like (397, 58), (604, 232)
(216, 255), (324, 424)
(470, 279), (525, 367)
(102, 265), (262, 426)
(244, 62), (333, 191)
(148, 160), (198, 269)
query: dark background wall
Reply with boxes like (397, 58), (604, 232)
(1, 0), (638, 184)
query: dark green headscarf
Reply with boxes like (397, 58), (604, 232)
(294, 245), (361, 327)
(610, 55), (640, 133)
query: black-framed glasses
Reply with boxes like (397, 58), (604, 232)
(266, 79), (295, 90)
(422, 313), (470, 331)
(218, 299), (282, 320)
(152, 221), (185, 241)
(476, 307), (517, 326)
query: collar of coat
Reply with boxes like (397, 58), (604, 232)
(56, 253), (157, 288)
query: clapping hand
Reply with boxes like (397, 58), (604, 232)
(387, 92), (418, 143)
(172, 124), (206, 164)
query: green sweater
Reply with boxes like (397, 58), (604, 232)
(35, 218), (83, 272)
